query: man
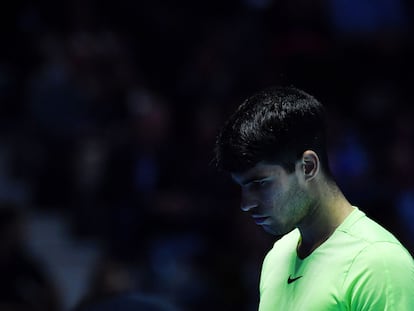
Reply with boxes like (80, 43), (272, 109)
(214, 86), (414, 310)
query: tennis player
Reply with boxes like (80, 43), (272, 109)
(214, 86), (414, 310)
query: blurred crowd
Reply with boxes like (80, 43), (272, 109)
(0, 0), (413, 310)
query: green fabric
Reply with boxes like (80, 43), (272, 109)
(259, 207), (414, 310)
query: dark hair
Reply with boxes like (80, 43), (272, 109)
(215, 86), (331, 175)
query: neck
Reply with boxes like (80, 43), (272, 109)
(297, 182), (354, 259)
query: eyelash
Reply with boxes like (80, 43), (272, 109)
(252, 180), (268, 187)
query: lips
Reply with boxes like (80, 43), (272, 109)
(252, 216), (268, 225)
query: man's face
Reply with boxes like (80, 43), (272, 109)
(231, 162), (313, 236)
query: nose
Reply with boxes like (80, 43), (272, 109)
(240, 190), (258, 212)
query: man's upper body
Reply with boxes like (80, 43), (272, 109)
(259, 207), (414, 310)
(214, 86), (414, 310)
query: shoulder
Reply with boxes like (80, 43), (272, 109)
(336, 209), (410, 263)
(336, 209), (414, 309)
(343, 211), (414, 294)
(348, 241), (413, 276)
(338, 208), (401, 245)
(343, 242), (414, 310)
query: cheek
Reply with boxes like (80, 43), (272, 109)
(267, 190), (285, 211)
(288, 186), (311, 218)
(264, 181), (285, 206)
(268, 183), (303, 215)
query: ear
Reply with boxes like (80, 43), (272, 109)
(301, 150), (320, 181)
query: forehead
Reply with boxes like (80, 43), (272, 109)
(231, 162), (286, 185)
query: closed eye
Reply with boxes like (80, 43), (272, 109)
(248, 177), (273, 189)
(253, 180), (268, 186)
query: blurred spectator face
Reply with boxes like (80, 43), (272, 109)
(88, 258), (135, 297)
(127, 88), (171, 149)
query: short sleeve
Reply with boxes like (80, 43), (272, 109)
(343, 242), (414, 310)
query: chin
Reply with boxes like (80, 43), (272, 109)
(263, 225), (282, 236)
(264, 224), (294, 236)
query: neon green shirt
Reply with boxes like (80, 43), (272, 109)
(259, 207), (414, 310)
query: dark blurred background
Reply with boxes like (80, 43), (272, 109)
(0, 0), (413, 310)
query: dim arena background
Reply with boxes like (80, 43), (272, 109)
(0, 1), (413, 310)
